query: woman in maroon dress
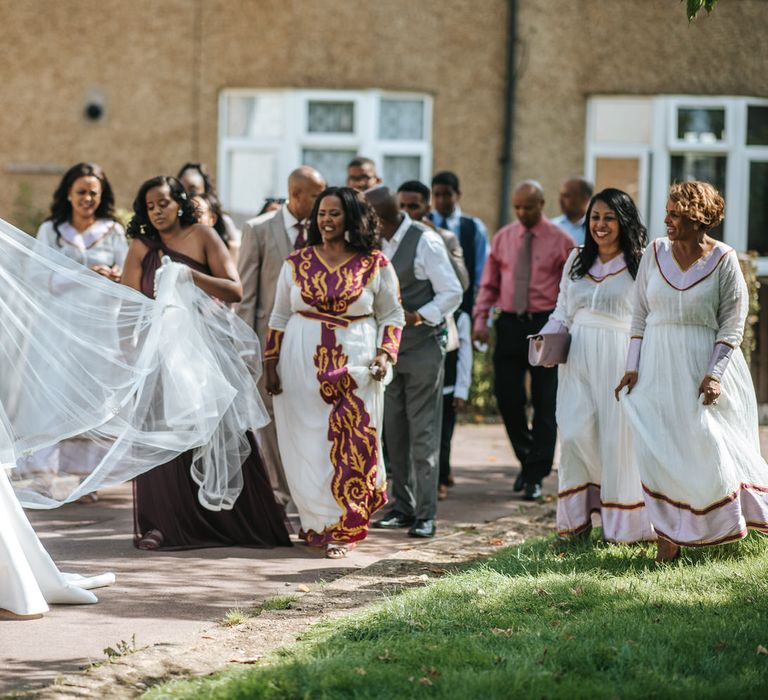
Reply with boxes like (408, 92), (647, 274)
(121, 175), (290, 550)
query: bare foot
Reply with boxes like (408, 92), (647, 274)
(655, 537), (681, 562)
(76, 492), (99, 504)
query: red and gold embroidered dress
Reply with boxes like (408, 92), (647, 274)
(265, 247), (404, 545)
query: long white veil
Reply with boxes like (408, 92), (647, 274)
(0, 217), (267, 510)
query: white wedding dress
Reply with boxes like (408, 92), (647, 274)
(0, 467), (113, 616)
(0, 216), (269, 615)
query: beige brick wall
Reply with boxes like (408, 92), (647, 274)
(1, 0), (766, 236)
(513, 0), (768, 224)
(0, 0), (508, 232)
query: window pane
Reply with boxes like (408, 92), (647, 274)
(307, 101), (354, 134)
(379, 99), (424, 140)
(227, 151), (278, 217)
(302, 148), (356, 186)
(382, 155), (421, 188)
(594, 157), (641, 208)
(748, 161), (768, 255)
(226, 95), (284, 138)
(670, 154), (726, 239)
(747, 106), (768, 146)
(591, 98), (653, 145)
(676, 108), (725, 144)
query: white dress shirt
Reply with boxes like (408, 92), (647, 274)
(282, 206), (307, 247)
(381, 213), (463, 326)
(443, 311), (472, 400)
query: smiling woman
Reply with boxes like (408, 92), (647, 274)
(16, 163), (129, 490)
(616, 181), (768, 561)
(264, 187), (405, 559)
(533, 189), (653, 545)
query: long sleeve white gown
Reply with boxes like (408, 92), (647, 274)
(546, 249), (655, 542)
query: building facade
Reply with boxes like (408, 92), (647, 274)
(2, 0), (768, 386)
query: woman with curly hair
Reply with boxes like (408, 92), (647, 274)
(615, 181), (768, 561)
(37, 162), (127, 282)
(121, 176), (290, 550)
(534, 188), (655, 544)
(264, 187), (404, 558)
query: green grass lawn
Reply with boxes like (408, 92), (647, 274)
(145, 532), (768, 699)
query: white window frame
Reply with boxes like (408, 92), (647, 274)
(217, 88), (433, 218)
(586, 95), (768, 274)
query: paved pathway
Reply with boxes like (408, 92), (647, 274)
(1, 423), (543, 693)
(5, 423), (768, 694)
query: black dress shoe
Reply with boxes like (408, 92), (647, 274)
(513, 472), (526, 492)
(373, 511), (415, 529)
(523, 482), (542, 501)
(408, 519), (436, 538)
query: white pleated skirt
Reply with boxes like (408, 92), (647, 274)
(557, 310), (655, 542)
(622, 321), (768, 546)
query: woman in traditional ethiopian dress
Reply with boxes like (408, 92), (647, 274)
(616, 181), (768, 561)
(265, 187), (404, 559)
(537, 188), (655, 543)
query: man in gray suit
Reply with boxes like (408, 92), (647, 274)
(236, 166), (326, 505)
(365, 187), (462, 538)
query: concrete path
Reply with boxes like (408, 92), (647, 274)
(6, 422), (768, 695)
(1, 423), (542, 694)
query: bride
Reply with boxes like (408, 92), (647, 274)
(0, 466), (112, 617)
(0, 212), (270, 616)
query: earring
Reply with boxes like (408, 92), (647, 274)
(344, 230), (351, 242)
(178, 209), (182, 218)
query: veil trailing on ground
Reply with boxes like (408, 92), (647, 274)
(0, 217), (267, 510)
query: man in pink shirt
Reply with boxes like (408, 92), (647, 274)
(472, 180), (575, 500)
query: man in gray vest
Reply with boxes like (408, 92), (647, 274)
(365, 186), (462, 538)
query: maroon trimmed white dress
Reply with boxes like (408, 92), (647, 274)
(544, 249), (655, 542)
(621, 238), (768, 546)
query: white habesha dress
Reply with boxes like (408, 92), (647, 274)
(19, 219), (130, 478)
(266, 247), (404, 546)
(621, 238), (768, 546)
(545, 249), (655, 542)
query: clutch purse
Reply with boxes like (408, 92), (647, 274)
(527, 330), (571, 366)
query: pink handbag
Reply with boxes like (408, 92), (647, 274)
(527, 331), (571, 366)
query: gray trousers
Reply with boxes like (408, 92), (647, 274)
(256, 372), (293, 507)
(383, 337), (445, 520)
